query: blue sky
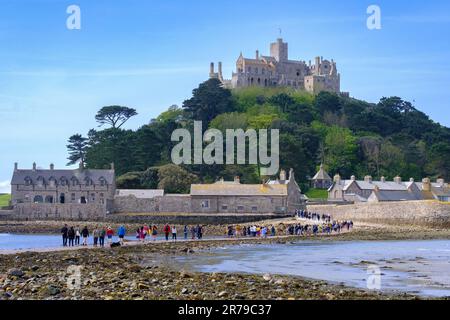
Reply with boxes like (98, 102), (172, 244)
(1, 0), (450, 192)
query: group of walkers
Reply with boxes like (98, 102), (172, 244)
(135, 224), (205, 242)
(226, 225), (277, 238)
(296, 209), (332, 223)
(60, 223), (207, 247)
(60, 224), (126, 247)
(286, 220), (353, 236)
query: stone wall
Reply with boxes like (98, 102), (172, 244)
(308, 200), (450, 227)
(105, 214), (291, 225)
(11, 203), (107, 221)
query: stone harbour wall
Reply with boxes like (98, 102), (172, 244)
(10, 203), (108, 221)
(308, 200), (450, 227)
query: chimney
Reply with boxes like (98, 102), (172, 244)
(218, 62), (223, 79)
(333, 174), (341, 183)
(234, 176), (240, 184)
(350, 175), (356, 181)
(364, 175), (373, 183)
(50, 163), (54, 170)
(409, 178), (415, 182)
(32, 162), (36, 171)
(380, 176), (386, 183)
(437, 178), (445, 186)
(209, 62), (215, 77)
(422, 178), (431, 192)
(111, 163), (115, 171)
(256, 50), (259, 60)
(394, 176), (402, 184)
(279, 169), (286, 181)
(14, 162), (18, 171)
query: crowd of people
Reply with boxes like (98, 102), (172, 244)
(296, 209), (332, 223)
(60, 225), (125, 248)
(60, 223), (206, 247)
(60, 212), (354, 247)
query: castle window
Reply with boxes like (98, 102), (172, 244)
(91, 193), (96, 202)
(201, 200), (210, 208)
(221, 204), (228, 210)
(237, 205), (244, 211)
(36, 176), (45, 187)
(251, 206), (258, 212)
(71, 193), (76, 202)
(60, 193), (65, 204)
(80, 196), (87, 204)
(24, 177), (33, 186)
(60, 177), (68, 186)
(45, 195), (54, 203)
(99, 177), (107, 186)
(85, 177), (93, 186)
(71, 177), (79, 187)
(33, 195), (44, 203)
(48, 177), (57, 187)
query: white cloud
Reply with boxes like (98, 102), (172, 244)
(0, 180), (10, 194)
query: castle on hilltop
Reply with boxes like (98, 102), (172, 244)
(209, 38), (341, 94)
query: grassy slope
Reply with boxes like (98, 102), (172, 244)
(305, 188), (328, 199)
(0, 194), (11, 207)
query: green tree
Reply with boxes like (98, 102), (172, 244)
(183, 78), (235, 126)
(95, 106), (138, 129)
(66, 134), (88, 166)
(157, 164), (199, 194)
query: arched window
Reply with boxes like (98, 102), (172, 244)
(84, 177), (93, 186)
(45, 195), (54, 203)
(36, 176), (45, 187)
(48, 177), (57, 187)
(33, 195), (44, 203)
(60, 177), (68, 186)
(71, 177), (79, 187)
(80, 196), (87, 204)
(24, 177), (33, 186)
(99, 177), (107, 187)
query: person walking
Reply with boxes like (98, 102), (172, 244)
(183, 225), (188, 240)
(99, 228), (106, 247)
(106, 226), (114, 244)
(271, 225), (276, 237)
(93, 227), (99, 247)
(163, 224), (171, 241)
(191, 226), (196, 239)
(81, 226), (89, 246)
(68, 226), (75, 247)
(151, 225), (158, 241)
(61, 224), (68, 247)
(172, 226), (177, 241)
(197, 225), (203, 240)
(75, 227), (81, 246)
(118, 225), (126, 245)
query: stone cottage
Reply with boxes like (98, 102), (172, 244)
(328, 174), (449, 203)
(10, 162), (115, 219)
(311, 164), (332, 189)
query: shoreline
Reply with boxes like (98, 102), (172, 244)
(1, 220), (449, 300)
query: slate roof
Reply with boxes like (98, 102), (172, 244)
(312, 165), (332, 181)
(371, 190), (422, 202)
(115, 189), (164, 199)
(11, 168), (115, 185)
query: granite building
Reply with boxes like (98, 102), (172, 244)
(210, 38), (341, 94)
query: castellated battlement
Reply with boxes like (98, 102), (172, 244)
(210, 38), (341, 94)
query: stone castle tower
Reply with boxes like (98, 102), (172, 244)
(209, 38), (342, 94)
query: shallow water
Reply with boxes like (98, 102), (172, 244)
(176, 239), (450, 298)
(0, 233), (199, 250)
